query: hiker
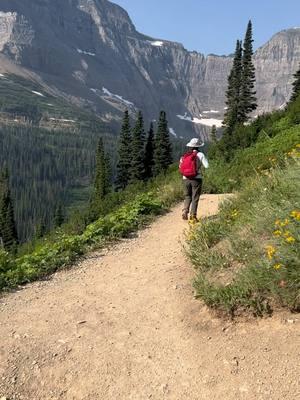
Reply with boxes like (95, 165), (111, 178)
(179, 138), (209, 222)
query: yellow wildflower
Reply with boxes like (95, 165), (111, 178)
(266, 245), (276, 260)
(230, 209), (239, 218)
(283, 231), (291, 237)
(275, 219), (281, 226)
(273, 264), (283, 270)
(290, 210), (300, 221)
(273, 230), (282, 237)
(286, 236), (296, 244)
(280, 219), (289, 227)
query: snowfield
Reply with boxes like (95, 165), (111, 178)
(202, 110), (219, 114)
(177, 113), (223, 128)
(149, 41), (164, 47)
(101, 87), (135, 107)
(77, 48), (96, 57)
(197, 118), (223, 128)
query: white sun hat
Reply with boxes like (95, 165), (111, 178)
(186, 138), (204, 148)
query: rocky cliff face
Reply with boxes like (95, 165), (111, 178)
(0, 0), (299, 139)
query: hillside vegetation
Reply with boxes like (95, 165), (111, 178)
(188, 97), (300, 316)
(0, 168), (183, 290)
(0, 74), (119, 240)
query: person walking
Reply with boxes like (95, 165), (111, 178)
(179, 138), (209, 222)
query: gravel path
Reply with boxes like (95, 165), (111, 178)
(0, 194), (299, 400)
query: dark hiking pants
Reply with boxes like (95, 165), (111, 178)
(183, 179), (203, 217)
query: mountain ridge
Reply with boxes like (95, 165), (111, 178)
(0, 0), (299, 139)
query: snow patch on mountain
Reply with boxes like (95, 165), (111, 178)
(149, 41), (164, 47)
(197, 118), (223, 128)
(32, 91), (45, 97)
(203, 110), (219, 114)
(169, 127), (177, 137)
(77, 48), (96, 57)
(177, 113), (193, 122)
(177, 113), (222, 128)
(102, 87), (134, 107)
(49, 118), (75, 123)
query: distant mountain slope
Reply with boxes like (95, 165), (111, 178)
(0, 0), (299, 139)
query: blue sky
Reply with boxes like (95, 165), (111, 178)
(111, 0), (300, 55)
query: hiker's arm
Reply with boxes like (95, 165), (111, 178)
(199, 153), (209, 169)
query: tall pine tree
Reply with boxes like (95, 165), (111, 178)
(239, 20), (257, 122)
(153, 111), (173, 176)
(211, 125), (217, 143)
(0, 169), (18, 252)
(144, 122), (155, 179)
(130, 111), (145, 182)
(35, 217), (47, 239)
(54, 203), (65, 228)
(223, 40), (243, 131)
(116, 110), (132, 190)
(90, 138), (111, 216)
(290, 64), (300, 103)
(93, 138), (111, 199)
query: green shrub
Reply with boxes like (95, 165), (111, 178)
(204, 125), (300, 193)
(188, 159), (300, 315)
(0, 170), (184, 291)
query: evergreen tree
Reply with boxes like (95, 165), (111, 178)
(223, 40), (243, 131)
(0, 169), (18, 251)
(290, 64), (300, 103)
(116, 110), (132, 189)
(93, 138), (110, 199)
(54, 203), (65, 228)
(144, 122), (155, 179)
(153, 111), (173, 176)
(239, 20), (257, 122)
(90, 138), (111, 217)
(130, 111), (145, 182)
(211, 125), (217, 143)
(35, 218), (47, 239)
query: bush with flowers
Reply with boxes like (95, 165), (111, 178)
(188, 156), (300, 316)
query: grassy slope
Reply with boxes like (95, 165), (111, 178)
(0, 168), (183, 290)
(188, 104), (300, 316)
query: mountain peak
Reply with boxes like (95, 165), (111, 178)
(0, 0), (299, 138)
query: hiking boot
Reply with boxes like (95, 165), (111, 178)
(182, 210), (189, 220)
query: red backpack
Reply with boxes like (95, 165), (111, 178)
(179, 151), (198, 178)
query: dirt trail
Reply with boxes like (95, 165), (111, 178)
(0, 195), (299, 400)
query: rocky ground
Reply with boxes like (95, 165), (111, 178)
(0, 194), (299, 400)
